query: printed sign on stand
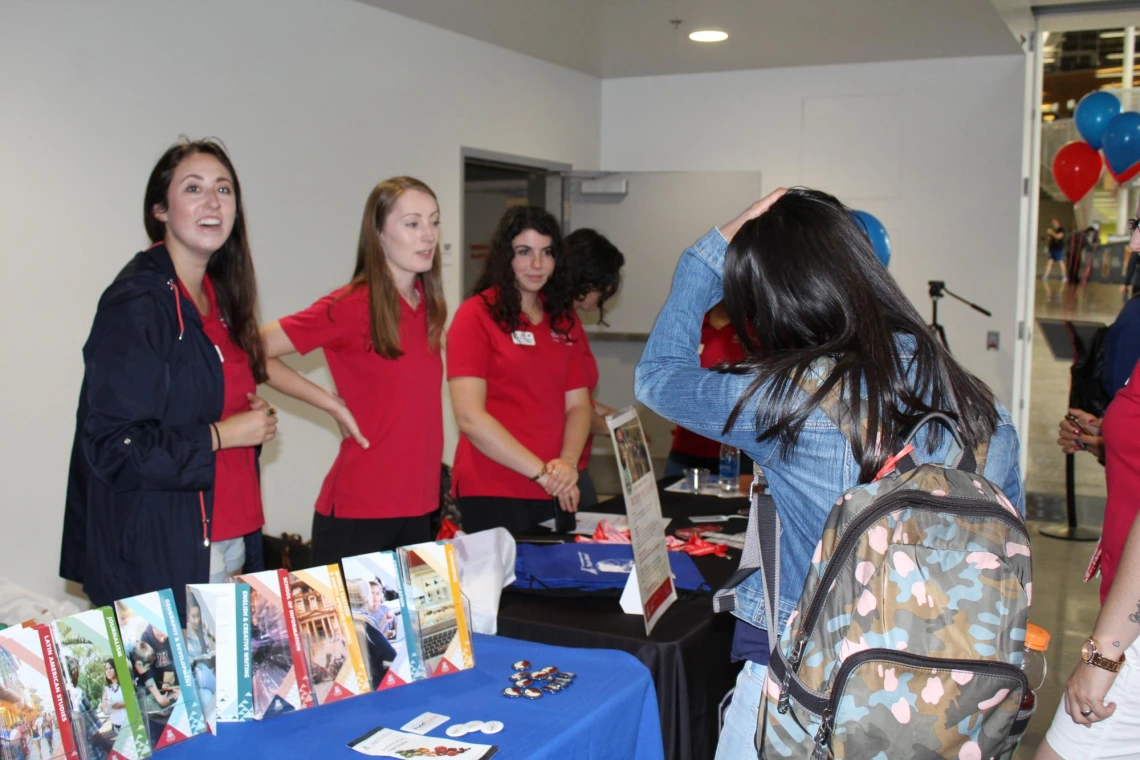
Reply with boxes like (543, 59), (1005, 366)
(605, 407), (677, 634)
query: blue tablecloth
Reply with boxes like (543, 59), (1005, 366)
(160, 633), (664, 760)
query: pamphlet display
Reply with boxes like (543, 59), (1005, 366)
(605, 406), (678, 633)
(231, 570), (311, 718)
(113, 590), (207, 750)
(51, 608), (151, 759)
(340, 551), (419, 690)
(397, 543), (475, 679)
(184, 583), (253, 731)
(286, 565), (369, 703)
(0, 623), (80, 759)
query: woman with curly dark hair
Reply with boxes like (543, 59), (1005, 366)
(564, 228), (625, 508)
(447, 206), (592, 534)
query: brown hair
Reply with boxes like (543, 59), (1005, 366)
(144, 138), (267, 383)
(347, 177), (447, 357)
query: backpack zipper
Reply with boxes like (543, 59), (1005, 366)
(788, 490), (1029, 670)
(810, 648), (1027, 753)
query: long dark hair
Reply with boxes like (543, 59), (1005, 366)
(473, 206), (575, 338)
(346, 177), (447, 358)
(565, 228), (624, 325)
(143, 138), (267, 383)
(721, 188), (997, 482)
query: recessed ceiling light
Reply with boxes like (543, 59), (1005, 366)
(689, 30), (728, 43)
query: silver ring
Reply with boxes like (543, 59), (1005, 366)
(1081, 708), (1094, 717)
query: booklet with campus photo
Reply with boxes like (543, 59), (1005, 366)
(397, 542), (474, 680)
(232, 570), (313, 718)
(339, 551), (419, 690)
(0, 623), (80, 760)
(113, 589), (207, 750)
(185, 583), (254, 732)
(286, 564), (369, 703)
(51, 607), (151, 760)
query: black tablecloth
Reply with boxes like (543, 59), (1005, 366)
(497, 478), (751, 760)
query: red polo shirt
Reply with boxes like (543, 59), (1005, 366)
(447, 287), (587, 500)
(671, 317), (745, 459)
(1099, 360), (1140, 601)
(576, 328), (599, 471)
(180, 276), (263, 541)
(279, 283), (443, 519)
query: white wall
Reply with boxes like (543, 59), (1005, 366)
(600, 55), (1027, 407)
(0, 0), (600, 603)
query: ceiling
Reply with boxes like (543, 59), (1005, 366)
(356, 0), (1026, 78)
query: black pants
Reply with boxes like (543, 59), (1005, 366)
(310, 511), (434, 566)
(577, 468), (599, 509)
(458, 496), (566, 535)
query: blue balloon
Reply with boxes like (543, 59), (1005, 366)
(851, 210), (891, 268)
(1075, 91), (1122, 150)
(1102, 111), (1140, 182)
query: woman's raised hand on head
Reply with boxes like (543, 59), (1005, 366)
(719, 188), (788, 242)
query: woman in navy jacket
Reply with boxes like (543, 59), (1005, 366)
(61, 140), (285, 616)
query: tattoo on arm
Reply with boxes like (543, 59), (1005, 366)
(1130, 601), (1140, 624)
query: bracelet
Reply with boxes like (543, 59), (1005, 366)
(530, 467), (546, 482)
(211, 423), (222, 451)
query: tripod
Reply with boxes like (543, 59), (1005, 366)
(928, 281), (992, 350)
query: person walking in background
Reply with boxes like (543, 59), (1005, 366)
(1043, 217), (1067, 282)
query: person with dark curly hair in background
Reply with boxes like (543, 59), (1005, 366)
(447, 206), (592, 534)
(564, 228), (625, 508)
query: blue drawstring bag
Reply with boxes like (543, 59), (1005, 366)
(512, 543), (710, 594)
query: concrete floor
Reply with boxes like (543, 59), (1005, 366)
(1015, 272), (1128, 758)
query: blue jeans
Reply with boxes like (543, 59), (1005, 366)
(715, 660), (767, 760)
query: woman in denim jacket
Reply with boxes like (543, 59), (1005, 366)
(635, 188), (1023, 758)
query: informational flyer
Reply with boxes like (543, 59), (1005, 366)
(606, 406), (677, 634)
(348, 726), (498, 758)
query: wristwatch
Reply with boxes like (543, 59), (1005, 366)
(1082, 637), (1125, 672)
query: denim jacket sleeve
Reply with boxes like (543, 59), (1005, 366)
(634, 228), (778, 464)
(982, 410), (1025, 516)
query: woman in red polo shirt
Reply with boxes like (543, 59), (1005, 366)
(564, 228), (625, 508)
(448, 206), (593, 534)
(664, 301), (753, 477)
(261, 177), (447, 564)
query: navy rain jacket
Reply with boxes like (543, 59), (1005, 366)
(61, 243), (263, 618)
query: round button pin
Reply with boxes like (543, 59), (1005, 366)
(502, 687), (522, 698)
(522, 688), (543, 699)
(446, 725), (468, 738)
(543, 683), (564, 693)
(513, 678), (533, 688)
(530, 671), (550, 681)
(481, 720), (504, 735)
(464, 720), (484, 732)
(511, 660), (531, 671)
(509, 672), (530, 682)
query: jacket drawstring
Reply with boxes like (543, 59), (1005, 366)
(172, 279), (210, 548)
(168, 279), (185, 340)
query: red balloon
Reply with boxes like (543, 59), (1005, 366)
(1053, 141), (1103, 202)
(1108, 161), (1140, 184)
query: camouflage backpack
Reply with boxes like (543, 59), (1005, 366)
(723, 413), (1032, 759)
